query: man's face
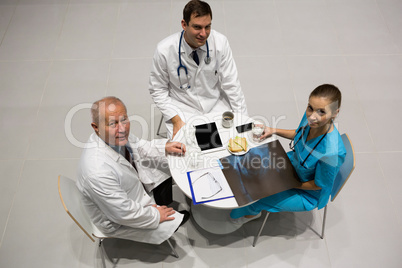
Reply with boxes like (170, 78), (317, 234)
(92, 102), (130, 147)
(182, 13), (211, 49)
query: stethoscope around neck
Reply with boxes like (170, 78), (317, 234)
(289, 120), (333, 168)
(177, 30), (211, 89)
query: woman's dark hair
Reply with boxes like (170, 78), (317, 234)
(183, 0), (212, 25)
(310, 84), (342, 110)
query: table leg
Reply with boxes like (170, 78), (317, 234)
(191, 202), (242, 234)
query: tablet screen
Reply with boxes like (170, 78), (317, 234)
(194, 122), (223, 152)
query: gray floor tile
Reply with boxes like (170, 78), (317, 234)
(378, 0), (402, 53)
(244, 211), (331, 268)
(378, 152), (402, 226)
(225, 1), (284, 57)
(0, 5), (15, 43)
(41, 59), (109, 106)
(325, 153), (402, 268)
(346, 55), (402, 152)
(112, 2), (171, 59)
(27, 106), (92, 159)
(0, 4), (67, 60)
(276, 0), (341, 55)
(0, 159), (80, 268)
(53, 4), (118, 59)
(0, 61), (51, 159)
(0, 160), (23, 247)
(328, 0), (398, 54)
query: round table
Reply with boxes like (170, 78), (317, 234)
(168, 113), (274, 234)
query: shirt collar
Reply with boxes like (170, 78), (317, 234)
(110, 144), (134, 157)
(90, 133), (131, 163)
(110, 144), (124, 155)
(182, 36), (208, 56)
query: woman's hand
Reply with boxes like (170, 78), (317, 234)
(260, 127), (275, 140)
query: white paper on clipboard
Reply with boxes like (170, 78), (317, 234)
(187, 166), (234, 204)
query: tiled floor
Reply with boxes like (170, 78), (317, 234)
(0, 0), (401, 267)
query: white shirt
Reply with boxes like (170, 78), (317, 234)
(149, 30), (248, 136)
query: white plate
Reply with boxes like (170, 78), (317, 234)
(226, 144), (250, 155)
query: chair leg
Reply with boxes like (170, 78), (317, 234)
(253, 211), (270, 247)
(156, 116), (167, 138)
(98, 239), (107, 268)
(321, 205), (328, 239)
(167, 238), (179, 258)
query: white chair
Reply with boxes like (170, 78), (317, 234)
(253, 133), (355, 247)
(58, 175), (179, 267)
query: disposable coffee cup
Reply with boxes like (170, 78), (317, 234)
(222, 111), (234, 128)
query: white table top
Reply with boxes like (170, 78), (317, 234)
(168, 112), (275, 209)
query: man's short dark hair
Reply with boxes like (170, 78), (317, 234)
(183, 0), (212, 25)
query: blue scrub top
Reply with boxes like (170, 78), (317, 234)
(287, 113), (346, 209)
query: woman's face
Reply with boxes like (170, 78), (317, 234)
(306, 96), (338, 129)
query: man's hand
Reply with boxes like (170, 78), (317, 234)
(171, 115), (185, 138)
(153, 204), (176, 223)
(166, 141), (186, 156)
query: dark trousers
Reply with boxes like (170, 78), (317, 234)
(152, 177), (173, 206)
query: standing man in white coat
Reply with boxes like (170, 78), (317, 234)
(76, 96), (189, 245)
(149, 0), (248, 138)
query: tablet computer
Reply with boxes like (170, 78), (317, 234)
(194, 122), (224, 154)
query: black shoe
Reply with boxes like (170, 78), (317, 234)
(178, 210), (190, 227)
(174, 210), (191, 232)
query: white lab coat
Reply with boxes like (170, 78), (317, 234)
(149, 30), (248, 137)
(76, 133), (183, 245)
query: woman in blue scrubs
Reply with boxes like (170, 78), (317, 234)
(230, 84), (347, 224)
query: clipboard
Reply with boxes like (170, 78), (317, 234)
(187, 166), (234, 204)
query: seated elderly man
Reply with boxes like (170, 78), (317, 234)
(76, 96), (189, 245)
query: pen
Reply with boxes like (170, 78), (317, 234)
(180, 143), (183, 156)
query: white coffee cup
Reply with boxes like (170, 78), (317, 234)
(222, 111), (234, 128)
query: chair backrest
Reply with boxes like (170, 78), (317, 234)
(330, 133), (355, 202)
(58, 175), (105, 242)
